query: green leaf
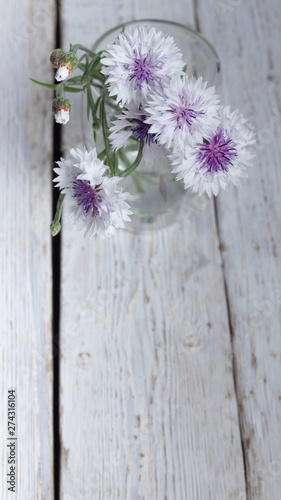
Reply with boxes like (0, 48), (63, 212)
(91, 82), (103, 92)
(95, 95), (102, 114)
(66, 75), (84, 84)
(88, 52), (102, 73)
(63, 86), (84, 93)
(30, 78), (83, 93)
(91, 72), (106, 84)
(78, 63), (86, 72)
(29, 78), (57, 90)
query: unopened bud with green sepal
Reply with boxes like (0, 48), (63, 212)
(50, 221), (61, 236)
(81, 74), (89, 87)
(52, 96), (72, 124)
(50, 49), (65, 68)
(55, 52), (79, 82)
(93, 117), (101, 132)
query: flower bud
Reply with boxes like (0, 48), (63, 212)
(50, 221), (61, 236)
(81, 74), (89, 87)
(55, 52), (78, 82)
(50, 49), (65, 68)
(93, 117), (101, 132)
(52, 96), (72, 124)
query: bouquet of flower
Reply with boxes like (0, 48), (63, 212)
(33, 25), (255, 239)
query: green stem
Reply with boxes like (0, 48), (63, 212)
(86, 82), (96, 121)
(117, 149), (131, 169)
(70, 43), (97, 57)
(50, 193), (65, 236)
(55, 82), (64, 98)
(97, 149), (107, 161)
(119, 142), (144, 178)
(100, 90), (117, 176)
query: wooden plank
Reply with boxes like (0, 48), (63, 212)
(59, 1), (247, 498)
(196, 0), (281, 498)
(1, 1), (55, 498)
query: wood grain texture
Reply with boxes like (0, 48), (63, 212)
(195, 0), (281, 498)
(59, 1), (247, 499)
(1, 1), (55, 498)
(60, 212), (247, 500)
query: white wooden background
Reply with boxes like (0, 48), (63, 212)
(2, 0), (281, 499)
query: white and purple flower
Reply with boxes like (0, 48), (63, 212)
(171, 105), (256, 197)
(145, 75), (220, 151)
(109, 103), (167, 165)
(101, 26), (184, 106)
(53, 148), (132, 238)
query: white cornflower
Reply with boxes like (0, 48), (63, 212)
(171, 105), (256, 197)
(101, 25), (184, 106)
(145, 75), (220, 151)
(53, 148), (132, 238)
(109, 103), (167, 165)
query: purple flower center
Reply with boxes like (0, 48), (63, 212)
(171, 103), (204, 131)
(72, 179), (102, 217)
(197, 129), (237, 174)
(131, 117), (156, 145)
(128, 55), (156, 89)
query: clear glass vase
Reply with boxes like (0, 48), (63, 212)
(84, 19), (221, 232)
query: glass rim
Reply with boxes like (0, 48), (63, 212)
(91, 18), (220, 66)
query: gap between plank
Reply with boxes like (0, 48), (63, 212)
(52, 1), (62, 498)
(213, 199), (248, 499)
